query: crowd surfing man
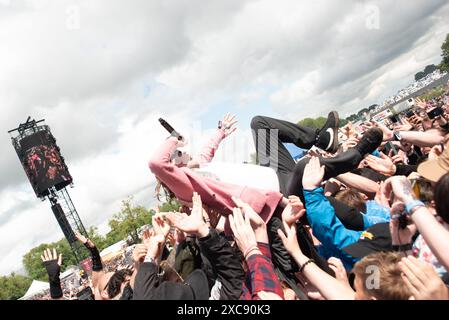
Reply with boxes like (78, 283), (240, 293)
(41, 94), (449, 299)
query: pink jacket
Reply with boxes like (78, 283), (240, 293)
(149, 136), (283, 223)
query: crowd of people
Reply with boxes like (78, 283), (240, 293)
(36, 83), (449, 300)
(380, 69), (448, 110)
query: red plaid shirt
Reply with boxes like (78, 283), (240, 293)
(240, 243), (284, 300)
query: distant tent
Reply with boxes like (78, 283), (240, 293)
(19, 280), (48, 300)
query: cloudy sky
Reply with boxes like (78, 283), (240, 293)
(0, 0), (448, 276)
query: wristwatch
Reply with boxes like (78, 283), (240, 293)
(405, 200), (425, 216)
(393, 131), (402, 141)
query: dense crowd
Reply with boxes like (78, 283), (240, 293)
(380, 69), (448, 109)
(37, 82), (449, 300)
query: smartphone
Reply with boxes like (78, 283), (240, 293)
(405, 110), (415, 118)
(389, 116), (398, 124)
(384, 142), (398, 156)
(427, 107), (444, 119)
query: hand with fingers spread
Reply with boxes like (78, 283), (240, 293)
(220, 113), (238, 138)
(166, 192), (209, 238)
(277, 222), (302, 260)
(399, 256), (449, 300)
(232, 196), (268, 243)
(281, 196), (306, 227)
(41, 248), (63, 299)
(415, 97), (427, 110)
(229, 207), (261, 259)
(302, 156), (325, 190)
(363, 153), (396, 176)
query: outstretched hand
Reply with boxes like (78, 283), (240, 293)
(232, 196), (268, 244)
(302, 156), (325, 190)
(41, 248), (62, 266)
(166, 193), (209, 238)
(229, 207), (259, 258)
(220, 113), (238, 137)
(281, 196), (306, 227)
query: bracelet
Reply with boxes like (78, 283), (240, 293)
(405, 200), (425, 216)
(243, 245), (260, 259)
(299, 259), (315, 273)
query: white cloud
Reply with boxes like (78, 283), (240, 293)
(1, 0), (449, 276)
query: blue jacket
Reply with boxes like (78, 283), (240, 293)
(363, 200), (391, 228)
(304, 187), (361, 269)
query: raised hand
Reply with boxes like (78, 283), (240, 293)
(389, 202), (417, 246)
(302, 156), (325, 190)
(74, 231), (95, 248)
(277, 222), (302, 258)
(166, 193), (209, 238)
(399, 256), (449, 300)
(152, 213), (171, 238)
(363, 153), (396, 176)
(415, 97), (427, 110)
(41, 248), (62, 266)
(220, 113), (238, 137)
(281, 196), (306, 227)
(232, 196), (268, 244)
(229, 207), (259, 258)
(382, 176), (416, 204)
(142, 228), (165, 262)
(132, 244), (148, 266)
(327, 257), (351, 289)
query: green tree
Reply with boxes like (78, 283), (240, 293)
(439, 33), (449, 72)
(105, 197), (154, 245)
(22, 238), (78, 281)
(0, 273), (33, 300)
(298, 117), (327, 129)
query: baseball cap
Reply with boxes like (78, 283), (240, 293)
(418, 140), (449, 182)
(342, 223), (393, 259)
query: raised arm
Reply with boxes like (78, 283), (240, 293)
(41, 248), (64, 300)
(336, 172), (380, 198)
(383, 176), (449, 270)
(278, 224), (355, 300)
(194, 114), (238, 165)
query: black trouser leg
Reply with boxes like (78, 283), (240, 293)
(286, 148), (363, 200)
(250, 116), (317, 195)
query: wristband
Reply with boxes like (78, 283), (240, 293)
(299, 259), (315, 273)
(43, 260), (63, 299)
(405, 200), (425, 216)
(85, 246), (103, 272)
(392, 244), (413, 252)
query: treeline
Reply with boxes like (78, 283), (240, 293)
(0, 196), (179, 299)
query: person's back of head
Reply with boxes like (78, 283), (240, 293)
(352, 252), (411, 300)
(335, 189), (367, 213)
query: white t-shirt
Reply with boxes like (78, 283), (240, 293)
(194, 162), (280, 192)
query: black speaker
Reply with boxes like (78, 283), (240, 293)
(51, 203), (76, 244)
